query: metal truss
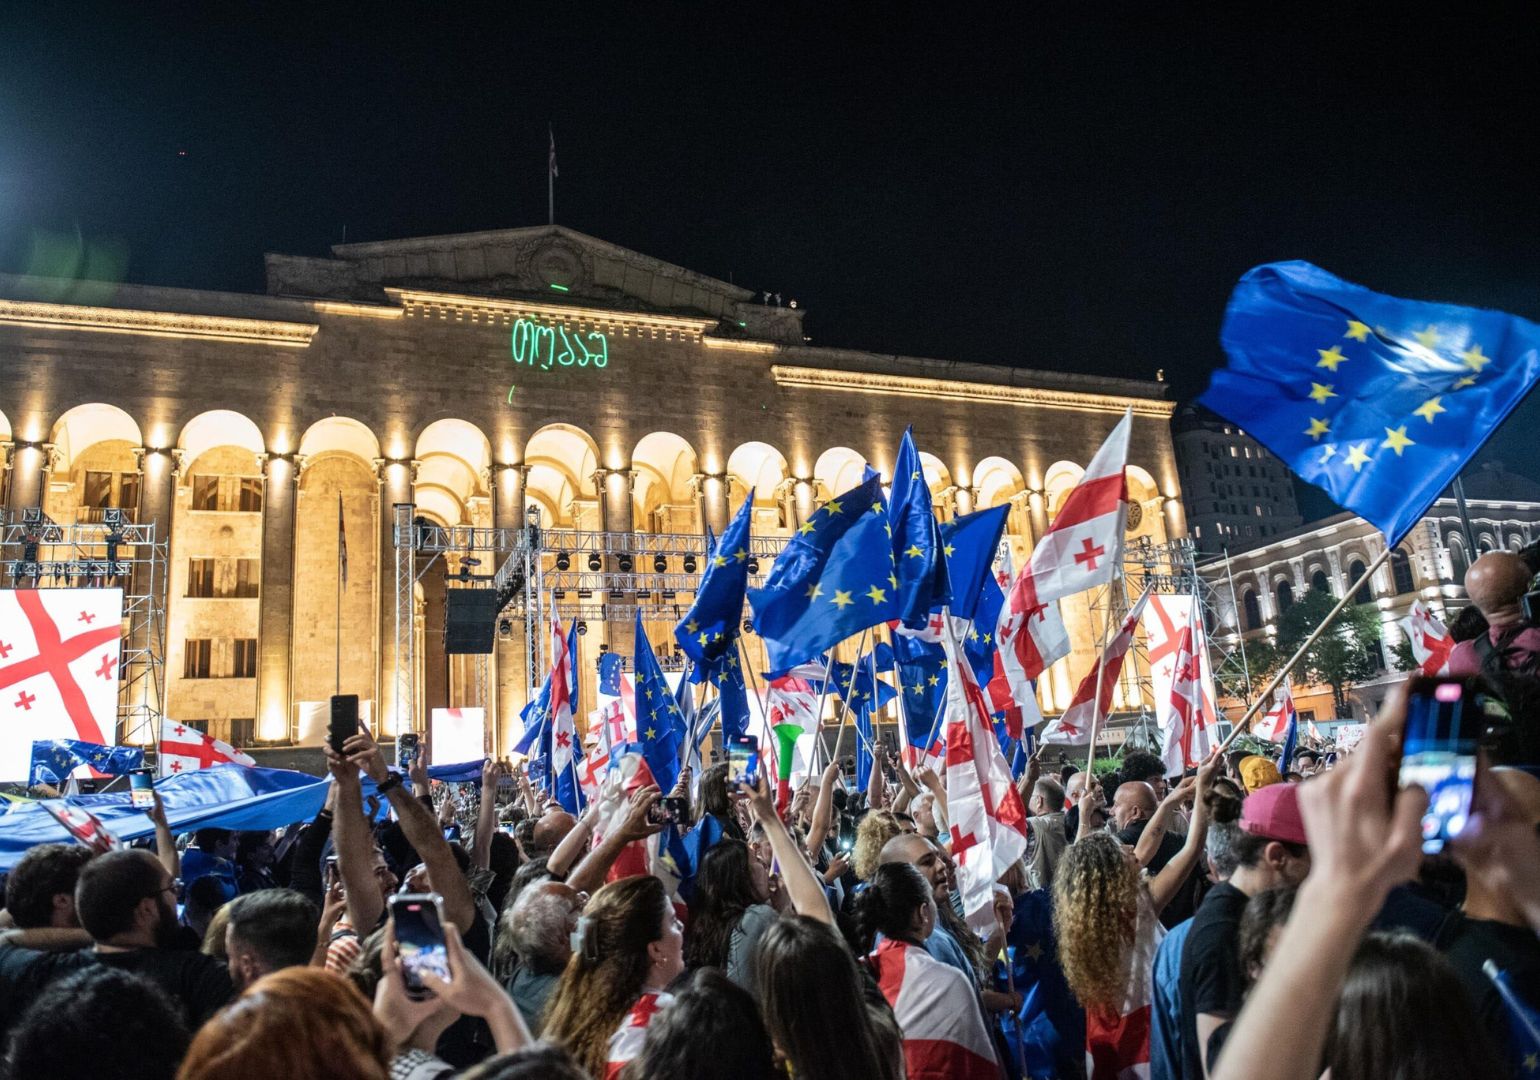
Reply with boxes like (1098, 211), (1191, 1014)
(1, 506), (168, 747)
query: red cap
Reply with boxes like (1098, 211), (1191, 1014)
(1239, 782), (1308, 846)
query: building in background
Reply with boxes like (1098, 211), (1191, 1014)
(1172, 404), (1302, 554)
(1200, 462), (1540, 722)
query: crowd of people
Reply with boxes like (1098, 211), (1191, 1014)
(0, 549), (1537, 1079)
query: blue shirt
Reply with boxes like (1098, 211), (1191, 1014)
(1150, 917), (1193, 1080)
(923, 922), (975, 979)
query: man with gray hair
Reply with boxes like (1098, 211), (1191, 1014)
(1023, 776), (1068, 891)
(498, 880), (585, 1033)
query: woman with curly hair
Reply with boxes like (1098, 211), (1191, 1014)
(542, 875), (685, 1079)
(851, 810), (904, 882)
(1054, 755), (1217, 1080)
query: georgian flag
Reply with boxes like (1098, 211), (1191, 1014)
(1160, 625), (1214, 777)
(867, 938), (1000, 1080)
(547, 619), (584, 812)
(999, 408), (1130, 620)
(604, 991), (674, 1080)
(158, 718), (254, 776)
(1254, 684), (1296, 743)
(39, 799), (124, 854)
(1041, 591), (1150, 746)
(940, 612), (1028, 932)
(1399, 599), (1454, 676)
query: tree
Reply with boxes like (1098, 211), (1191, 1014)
(1253, 587), (1383, 717)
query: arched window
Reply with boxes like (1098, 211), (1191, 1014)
(1242, 590), (1262, 632)
(1348, 559), (1372, 603)
(1390, 548), (1415, 595)
(1448, 539), (1469, 586)
(1310, 569), (1331, 595)
(1276, 579), (1295, 614)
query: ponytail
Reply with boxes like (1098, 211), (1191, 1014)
(854, 863), (931, 951)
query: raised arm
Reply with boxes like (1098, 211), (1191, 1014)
(546, 798), (600, 879)
(325, 745), (385, 936)
(565, 786), (664, 895)
(344, 729), (477, 934)
(1136, 776), (1195, 869)
(806, 761), (840, 855)
(866, 743), (888, 810)
(145, 789), (179, 881)
(471, 759), (509, 871)
(744, 770), (834, 925)
(1148, 757), (1217, 916)
(288, 783), (336, 907)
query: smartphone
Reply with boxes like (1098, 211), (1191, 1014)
(389, 893), (451, 1000)
(129, 768), (155, 809)
(397, 732), (420, 771)
(1400, 678), (1482, 854)
(649, 796), (688, 825)
(324, 854), (340, 887)
(329, 694), (360, 754)
(727, 736), (759, 787)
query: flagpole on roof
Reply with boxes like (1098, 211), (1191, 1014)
(1216, 543), (1393, 753)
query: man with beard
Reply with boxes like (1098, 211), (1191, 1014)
(74, 849), (234, 1026)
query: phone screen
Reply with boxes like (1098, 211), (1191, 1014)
(1400, 680), (1481, 854)
(397, 733), (420, 771)
(129, 770), (155, 808)
(390, 894), (450, 998)
(727, 737), (759, 786)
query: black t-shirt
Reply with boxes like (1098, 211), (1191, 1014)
(93, 947), (235, 1027)
(1117, 820), (1199, 928)
(1438, 912), (1540, 1072)
(1178, 881), (1250, 1080)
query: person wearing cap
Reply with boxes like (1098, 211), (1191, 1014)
(1177, 782), (1311, 1079)
(1236, 755), (1282, 794)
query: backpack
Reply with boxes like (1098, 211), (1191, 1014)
(1473, 625), (1540, 677)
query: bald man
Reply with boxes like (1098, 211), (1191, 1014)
(1114, 780), (1202, 927)
(1439, 767), (1540, 1067)
(1446, 551), (1540, 676)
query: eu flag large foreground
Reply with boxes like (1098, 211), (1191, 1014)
(1199, 261), (1540, 544)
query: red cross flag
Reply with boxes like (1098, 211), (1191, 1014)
(548, 618), (580, 787)
(940, 612), (1028, 932)
(1141, 592), (1219, 753)
(0, 588), (124, 782)
(1159, 625), (1215, 776)
(998, 409), (1129, 686)
(39, 799), (124, 854)
(1041, 590), (1150, 745)
(158, 718), (255, 777)
(1253, 684), (1296, 743)
(1399, 599), (1454, 676)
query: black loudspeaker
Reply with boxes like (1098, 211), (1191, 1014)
(445, 589), (498, 654)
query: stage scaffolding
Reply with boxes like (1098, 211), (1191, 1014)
(1, 506), (169, 746)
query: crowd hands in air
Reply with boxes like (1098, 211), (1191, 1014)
(2, 670), (1540, 1078)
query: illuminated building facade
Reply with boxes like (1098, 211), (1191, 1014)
(0, 225), (1183, 755)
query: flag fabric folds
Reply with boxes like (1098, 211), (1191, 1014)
(1159, 626), (1214, 777)
(1040, 591), (1149, 746)
(939, 612), (1029, 931)
(38, 800), (123, 854)
(29, 739), (143, 787)
(1200, 260), (1540, 545)
(868, 938), (1001, 1080)
(633, 613), (682, 792)
(889, 428), (952, 627)
(1254, 684), (1297, 743)
(748, 475), (902, 672)
(158, 719), (254, 776)
(675, 492), (754, 667)
(546, 619), (585, 813)
(1400, 599), (1455, 676)
(1484, 959), (1540, 1076)
(937, 504), (1010, 623)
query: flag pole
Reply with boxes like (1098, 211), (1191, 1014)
(1216, 544), (1393, 753)
(1221, 545), (1254, 702)
(336, 493), (345, 696)
(737, 638), (781, 783)
(827, 627), (872, 766)
(1082, 582), (1120, 773)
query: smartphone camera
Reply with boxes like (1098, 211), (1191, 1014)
(727, 737), (759, 787)
(649, 796), (688, 825)
(329, 694), (360, 754)
(389, 893), (451, 1000)
(397, 732), (420, 771)
(1401, 679), (1482, 854)
(129, 768), (155, 809)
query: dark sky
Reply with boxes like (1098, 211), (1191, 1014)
(4, 2), (1539, 509)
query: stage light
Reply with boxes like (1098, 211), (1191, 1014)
(497, 618), (513, 639)
(552, 588), (566, 599)
(683, 554), (697, 573)
(618, 554), (633, 572)
(653, 554), (668, 573)
(587, 553), (602, 572)
(578, 588), (593, 599)
(576, 620), (588, 636)
(747, 557), (759, 574)
(555, 552), (570, 571)
(608, 589), (624, 601)
(743, 618), (754, 634)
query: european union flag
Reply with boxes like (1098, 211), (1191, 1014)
(748, 475), (902, 672)
(29, 740), (144, 787)
(964, 573), (1006, 686)
(890, 428), (952, 627)
(831, 654), (896, 788)
(1200, 261), (1540, 544)
(703, 656), (751, 744)
(597, 651), (623, 696)
(938, 505), (1009, 621)
(633, 613), (682, 791)
(514, 680), (550, 761)
(675, 492), (753, 668)
(566, 621), (581, 718)
(893, 641), (948, 751)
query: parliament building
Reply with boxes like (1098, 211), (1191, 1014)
(0, 225), (1183, 758)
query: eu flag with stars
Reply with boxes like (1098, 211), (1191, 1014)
(675, 491), (754, 668)
(748, 475), (902, 672)
(702, 655), (751, 744)
(633, 612), (682, 791)
(938, 505), (1009, 622)
(893, 639), (948, 751)
(1200, 261), (1540, 544)
(890, 428), (952, 628)
(831, 655), (896, 789)
(29, 740), (144, 787)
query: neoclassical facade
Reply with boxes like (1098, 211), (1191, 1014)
(0, 225), (1183, 756)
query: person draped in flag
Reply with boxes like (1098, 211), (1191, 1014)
(1053, 751), (1219, 1080)
(541, 874), (684, 1079)
(857, 862), (1001, 1080)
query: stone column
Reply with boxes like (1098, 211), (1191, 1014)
(7, 442), (55, 512)
(791, 477), (817, 526)
(1162, 493), (1187, 541)
(1288, 557), (1307, 595)
(492, 464), (524, 532)
(700, 472), (728, 535)
(255, 452), (301, 743)
(954, 484), (976, 516)
(130, 446), (181, 743)
(1255, 570), (1274, 622)
(1326, 548), (1345, 596)
(1027, 489), (1049, 540)
(376, 458), (418, 736)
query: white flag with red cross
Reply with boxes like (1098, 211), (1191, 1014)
(998, 409), (1130, 619)
(1253, 684), (1297, 743)
(39, 799), (124, 854)
(1399, 599), (1454, 676)
(1160, 625), (1215, 776)
(1141, 592), (1219, 750)
(158, 718), (254, 777)
(1041, 591), (1150, 745)
(0, 588), (125, 781)
(940, 612), (1028, 932)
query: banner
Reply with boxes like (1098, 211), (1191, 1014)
(0, 588), (124, 782)
(1140, 593), (1218, 738)
(431, 707), (486, 765)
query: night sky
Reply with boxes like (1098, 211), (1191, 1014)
(4, 2), (1539, 511)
